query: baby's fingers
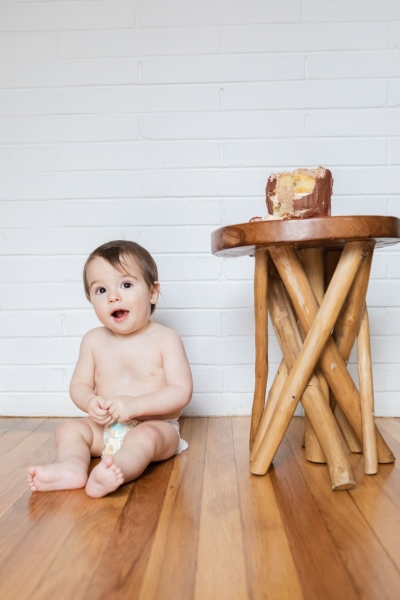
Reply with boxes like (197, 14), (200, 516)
(94, 406), (106, 416)
(93, 414), (112, 425)
(108, 408), (120, 422)
(99, 411), (110, 419)
(89, 407), (108, 419)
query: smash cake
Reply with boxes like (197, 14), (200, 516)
(252, 166), (333, 221)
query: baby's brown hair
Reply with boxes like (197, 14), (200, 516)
(83, 240), (159, 314)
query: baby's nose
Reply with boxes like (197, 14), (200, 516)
(108, 290), (121, 302)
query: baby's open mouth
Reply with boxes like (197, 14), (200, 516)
(112, 309), (129, 319)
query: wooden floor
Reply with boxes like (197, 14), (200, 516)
(1, 417), (400, 599)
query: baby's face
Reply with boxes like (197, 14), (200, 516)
(86, 256), (159, 336)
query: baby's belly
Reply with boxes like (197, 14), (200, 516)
(96, 381), (162, 399)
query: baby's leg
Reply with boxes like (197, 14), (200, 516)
(85, 420), (179, 498)
(27, 418), (104, 492)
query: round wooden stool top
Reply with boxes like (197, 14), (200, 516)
(211, 216), (400, 257)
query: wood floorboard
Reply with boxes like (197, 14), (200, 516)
(0, 434), (60, 565)
(138, 417), (208, 600)
(374, 423), (400, 480)
(0, 419), (61, 520)
(348, 453), (400, 574)
(232, 418), (304, 600)
(369, 424), (400, 511)
(79, 462), (171, 600)
(378, 418), (400, 446)
(30, 483), (132, 600)
(271, 425), (359, 600)
(287, 419), (400, 600)
(0, 417), (24, 437)
(193, 417), (248, 600)
(0, 418), (46, 457)
(0, 416), (400, 599)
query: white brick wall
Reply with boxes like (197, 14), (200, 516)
(0, 0), (399, 417)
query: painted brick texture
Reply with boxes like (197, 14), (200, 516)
(0, 0), (399, 417)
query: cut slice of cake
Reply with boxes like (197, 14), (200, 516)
(266, 166), (333, 219)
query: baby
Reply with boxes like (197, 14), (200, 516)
(27, 240), (193, 498)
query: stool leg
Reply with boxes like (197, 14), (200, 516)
(334, 243), (374, 364)
(250, 247), (268, 449)
(250, 358), (288, 461)
(358, 305), (378, 474)
(302, 247), (327, 464)
(331, 243), (375, 453)
(251, 269), (355, 490)
(250, 242), (365, 477)
(271, 243), (394, 464)
(324, 249), (363, 452)
(333, 405), (363, 453)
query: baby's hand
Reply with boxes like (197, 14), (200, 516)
(105, 396), (135, 423)
(87, 395), (113, 426)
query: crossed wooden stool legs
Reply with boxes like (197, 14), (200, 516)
(249, 241), (395, 490)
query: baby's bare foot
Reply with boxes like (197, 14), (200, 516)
(85, 457), (124, 498)
(27, 463), (88, 492)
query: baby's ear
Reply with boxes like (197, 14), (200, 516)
(150, 281), (161, 304)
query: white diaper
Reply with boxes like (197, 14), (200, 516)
(167, 417), (189, 455)
(102, 417), (188, 458)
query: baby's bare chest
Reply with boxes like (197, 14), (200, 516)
(93, 342), (164, 390)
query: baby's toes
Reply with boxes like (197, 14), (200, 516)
(27, 467), (36, 479)
(27, 468), (36, 487)
(112, 465), (124, 483)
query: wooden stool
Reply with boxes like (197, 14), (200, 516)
(212, 216), (400, 490)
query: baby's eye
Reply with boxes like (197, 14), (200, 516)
(122, 282), (133, 289)
(95, 287), (106, 295)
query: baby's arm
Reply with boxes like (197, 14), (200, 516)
(70, 332), (113, 425)
(106, 330), (192, 422)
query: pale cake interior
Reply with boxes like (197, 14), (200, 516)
(270, 169), (320, 217)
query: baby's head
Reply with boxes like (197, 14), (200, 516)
(83, 240), (159, 314)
